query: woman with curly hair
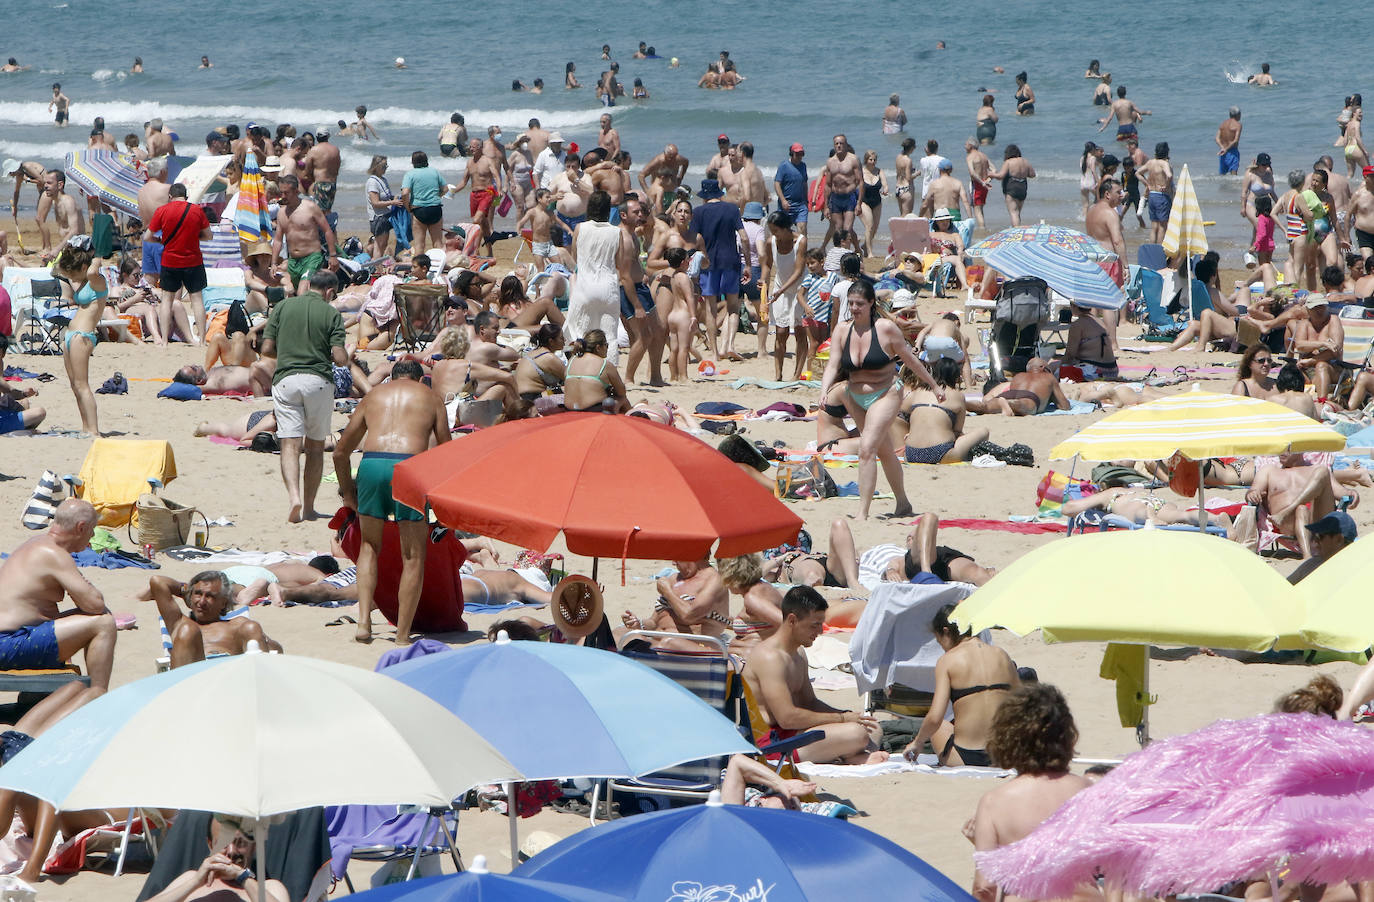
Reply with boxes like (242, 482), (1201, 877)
(1276, 674), (1342, 718)
(971, 684), (1094, 902)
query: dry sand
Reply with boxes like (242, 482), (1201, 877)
(0, 232), (1362, 900)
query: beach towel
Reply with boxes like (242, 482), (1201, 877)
(1100, 642), (1154, 729)
(71, 549), (157, 570)
(934, 518), (1067, 535)
(1035, 470), (1095, 518)
(796, 757), (1013, 779)
(729, 377), (821, 391)
(3, 366), (53, 381)
(464, 600), (543, 615)
(849, 581), (978, 695)
(389, 207), (412, 251)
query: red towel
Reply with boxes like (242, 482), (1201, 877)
(932, 518), (1067, 534)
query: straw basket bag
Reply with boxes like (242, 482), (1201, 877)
(128, 491), (209, 550)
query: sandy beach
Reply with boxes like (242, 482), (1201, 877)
(0, 221), (1361, 901)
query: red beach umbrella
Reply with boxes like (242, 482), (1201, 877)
(391, 413), (802, 567)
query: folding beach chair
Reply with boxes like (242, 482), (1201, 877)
(1331, 310), (1374, 406)
(1136, 243), (1167, 271)
(11, 275), (72, 355)
(888, 216), (931, 257)
(325, 803), (462, 891)
(1187, 279), (1214, 319)
(1137, 268), (1185, 340)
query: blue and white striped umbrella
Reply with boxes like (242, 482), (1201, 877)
(968, 223), (1126, 310)
(64, 150), (146, 216)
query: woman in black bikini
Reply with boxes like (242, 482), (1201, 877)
(988, 144), (1035, 227)
(901, 604), (1020, 767)
(899, 358), (989, 464)
(563, 329), (628, 413)
(818, 281), (942, 519)
(514, 323), (566, 410)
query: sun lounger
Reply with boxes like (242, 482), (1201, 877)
(1067, 508), (1228, 537)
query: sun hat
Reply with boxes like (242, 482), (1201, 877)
(1305, 293), (1329, 309)
(890, 288), (917, 309)
(550, 575), (604, 640)
(1, 159), (20, 176)
(261, 156), (283, 173)
(548, 132), (565, 143)
(697, 178), (724, 199)
(742, 201), (766, 220)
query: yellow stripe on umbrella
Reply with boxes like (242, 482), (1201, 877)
(1161, 163), (1207, 259)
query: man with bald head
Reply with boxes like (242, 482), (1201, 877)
(639, 144), (689, 211)
(0, 499), (115, 721)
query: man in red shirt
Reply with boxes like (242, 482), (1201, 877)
(143, 183), (212, 345)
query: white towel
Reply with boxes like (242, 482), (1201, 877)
(796, 756), (1014, 779)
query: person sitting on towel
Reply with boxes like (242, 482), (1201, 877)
(141, 573), (283, 668)
(901, 603), (1021, 767)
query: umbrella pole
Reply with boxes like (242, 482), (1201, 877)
(592, 557), (599, 582)
(255, 819), (268, 902)
(1138, 659), (1151, 747)
(1197, 474), (1207, 530)
(506, 781), (520, 867)
(1186, 253), (1194, 323)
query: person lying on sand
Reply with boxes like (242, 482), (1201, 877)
(1062, 485), (1232, 531)
(741, 586), (888, 765)
(174, 362), (274, 397)
(968, 358), (1070, 416)
(1061, 380), (1167, 409)
(141, 573), (282, 668)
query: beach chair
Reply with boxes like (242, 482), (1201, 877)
(888, 216), (931, 257)
(11, 275), (72, 355)
(74, 440), (178, 528)
(1331, 311), (1374, 406)
(1137, 269), (1185, 340)
(202, 267), (248, 314)
(1187, 279), (1214, 319)
(44, 809), (169, 878)
(1067, 508), (1228, 537)
(1136, 243), (1167, 271)
(154, 606), (252, 673)
(1123, 265), (1145, 323)
(198, 220), (243, 269)
(325, 803), (463, 891)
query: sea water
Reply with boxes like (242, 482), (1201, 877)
(0, 0), (1369, 261)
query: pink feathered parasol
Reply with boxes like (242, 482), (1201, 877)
(976, 713), (1374, 898)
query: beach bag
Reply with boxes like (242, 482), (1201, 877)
(22, 469), (64, 530)
(995, 277), (1050, 328)
(128, 491), (209, 550)
(496, 192), (514, 218)
(775, 456), (837, 500)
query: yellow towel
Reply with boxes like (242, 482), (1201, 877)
(1099, 643), (1155, 729)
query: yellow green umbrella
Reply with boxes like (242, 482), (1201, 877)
(1161, 163), (1208, 320)
(1297, 536), (1374, 652)
(952, 525), (1304, 743)
(1049, 386), (1345, 462)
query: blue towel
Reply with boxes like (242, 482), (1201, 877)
(388, 207), (412, 251)
(3, 366), (43, 380)
(71, 549), (158, 569)
(464, 600), (542, 615)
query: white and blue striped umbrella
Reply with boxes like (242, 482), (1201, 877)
(968, 223), (1126, 310)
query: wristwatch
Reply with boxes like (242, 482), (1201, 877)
(234, 868), (254, 887)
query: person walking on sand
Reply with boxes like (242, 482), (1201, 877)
(333, 359), (449, 645)
(260, 270), (349, 524)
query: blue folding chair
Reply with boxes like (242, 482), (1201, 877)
(1137, 269), (1184, 340)
(1136, 243), (1167, 271)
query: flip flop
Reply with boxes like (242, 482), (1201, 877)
(325, 615), (358, 627)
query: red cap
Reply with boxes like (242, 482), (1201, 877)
(789, 142), (804, 153)
(568, 142), (579, 154)
(717, 133), (729, 142)
(1364, 165), (1374, 178)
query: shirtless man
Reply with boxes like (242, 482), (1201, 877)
(137, 157), (172, 286)
(1096, 85), (1150, 142)
(1288, 295), (1344, 398)
(551, 154), (592, 241)
(89, 117), (115, 151)
(1315, 156), (1352, 245)
(638, 144), (689, 212)
(597, 113), (620, 158)
(822, 134), (861, 250)
(174, 362), (273, 397)
(334, 359), (450, 644)
(453, 139), (503, 253)
(705, 134), (731, 179)
(1248, 62), (1277, 86)
(1215, 107), (1242, 175)
(465, 310), (519, 384)
(920, 159), (972, 220)
(971, 359), (1070, 416)
(522, 117), (550, 158)
(1138, 142), (1175, 244)
(737, 142), (769, 209)
(1062, 485), (1232, 530)
(303, 126), (342, 218)
(6, 159), (50, 250)
(146, 816), (288, 902)
(742, 586), (886, 764)
(717, 144), (747, 209)
(964, 139), (993, 230)
(1348, 165), (1374, 261)
(583, 150), (624, 208)
(1244, 452), (1345, 557)
(482, 125), (509, 177)
(618, 195), (665, 385)
(1085, 178), (1128, 350)
(44, 169), (84, 248)
(896, 139), (917, 216)
(0, 499), (114, 723)
(271, 174), (337, 291)
(146, 117), (175, 157)
(143, 573), (281, 668)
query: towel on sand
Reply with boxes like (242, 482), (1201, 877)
(796, 757), (1013, 779)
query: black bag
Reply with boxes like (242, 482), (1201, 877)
(995, 277), (1051, 328)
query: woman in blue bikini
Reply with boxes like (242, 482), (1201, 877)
(52, 235), (106, 435)
(819, 280), (941, 519)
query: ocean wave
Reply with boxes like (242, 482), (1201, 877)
(90, 69), (126, 82)
(0, 100), (609, 131)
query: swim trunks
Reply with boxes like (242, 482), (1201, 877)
(700, 267), (742, 298)
(311, 180), (337, 213)
(1219, 147), (1240, 175)
(355, 451), (425, 522)
(55, 110), (67, 125)
(532, 240), (553, 258)
(141, 239), (164, 277)
(411, 204), (443, 226)
(1115, 123), (1137, 140)
(287, 251), (326, 290)
(0, 621), (61, 670)
(828, 189), (858, 214)
(1356, 227), (1374, 252)
(0, 409), (24, 434)
(1147, 190), (1173, 224)
(1099, 257), (1125, 287)
(619, 282), (655, 318)
(970, 180), (988, 207)
(470, 186), (498, 218)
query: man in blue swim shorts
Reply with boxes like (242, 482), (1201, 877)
(136, 156), (171, 288)
(1216, 107), (1242, 175)
(822, 134), (862, 252)
(0, 335), (47, 432)
(1138, 141), (1175, 243)
(333, 359), (451, 644)
(0, 498), (116, 722)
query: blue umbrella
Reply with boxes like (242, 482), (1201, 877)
(64, 150), (145, 215)
(968, 223), (1126, 310)
(383, 637), (756, 780)
(518, 793), (978, 902)
(343, 856), (619, 902)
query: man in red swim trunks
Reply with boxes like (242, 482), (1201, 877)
(454, 138), (504, 253)
(965, 138), (993, 230)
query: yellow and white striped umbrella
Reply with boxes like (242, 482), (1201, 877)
(1049, 386), (1345, 461)
(1161, 163), (1207, 258)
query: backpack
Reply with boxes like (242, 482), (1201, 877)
(995, 277), (1051, 328)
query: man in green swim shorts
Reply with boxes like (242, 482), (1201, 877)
(271, 173), (337, 291)
(334, 359), (451, 645)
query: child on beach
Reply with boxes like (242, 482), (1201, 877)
(517, 189), (556, 269)
(48, 84), (69, 127)
(799, 247), (836, 347)
(1252, 194), (1277, 269)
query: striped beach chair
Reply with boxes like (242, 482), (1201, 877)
(154, 606), (252, 672)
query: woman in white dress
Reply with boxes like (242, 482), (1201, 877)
(566, 190), (623, 362)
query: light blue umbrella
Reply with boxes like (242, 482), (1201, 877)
(968, 222), (1126, 310)
(382, 636), (756, 780)
(519, 791), (980, 902)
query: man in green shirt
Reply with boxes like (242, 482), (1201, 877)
(260, 270), (349, 524)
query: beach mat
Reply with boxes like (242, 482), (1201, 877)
(796, 756), (1013, 780)
(464, 600), (543, 615)
(730, 377), (821, 391)
(932, 518), (1066, 535)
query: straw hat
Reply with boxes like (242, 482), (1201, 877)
(551, 574), (603, 640)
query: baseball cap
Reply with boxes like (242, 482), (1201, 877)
(742, 201), (766, 220)
(1256, 152), (1272, 167)
(1, 159), (20, 176)
(315, 125), (330, 137)
(206, 130), (228, 145)
(789, 142), (804, 154)
(717, 133), (729, 142)
(1305, 293), (1329, 309)
(548, 131), (564, 143)
(937, 157), (954, 172)
(567, 142), (579, 154)
(245, 120), (258, 131)
(1306, 511), (1357, 542)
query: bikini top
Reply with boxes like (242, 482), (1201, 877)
(525, 349), (564, 389)
(907, 402), (958, 426)
(949, 682), (1011, 702)
(54, 273), (108, 307)
(839, 325), (893, 374)
(566, 358), (610, 388)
